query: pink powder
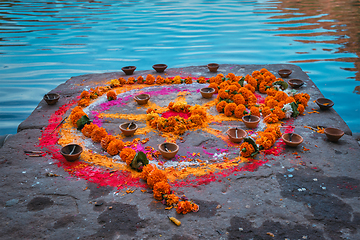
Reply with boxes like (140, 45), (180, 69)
(162, 110), (191, 119)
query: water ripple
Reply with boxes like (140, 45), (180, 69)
(0, 0), (359, 135)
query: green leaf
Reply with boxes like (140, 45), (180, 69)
(238, 77), (245, 87)
(272, 81), (288, 90)
(76, 115), (92, 130)
(290, 102), (300, 118)
(131, 151), (149, 171)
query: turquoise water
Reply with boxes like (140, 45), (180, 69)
(0, 0), (359, 135)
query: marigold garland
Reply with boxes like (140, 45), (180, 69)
(63, 68), (312, 216)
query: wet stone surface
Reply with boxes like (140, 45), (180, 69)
(0, 64), (359, 239)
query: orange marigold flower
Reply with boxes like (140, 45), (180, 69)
(145, 74), (155, 85)
(226, 73), (236, 81)
(250, 106), (260, 117)
(126, 77), (136, 84)
(81, 123), (97, 138)
(100, 134), (116, 151)
(78, 98), (90, 107)
(245, 74), (257, 88)
(273, 106), (286, 120)
(298, 104), (305, 114)
(91, 127), (107, 143)
(234, 104), (247, 118)
(156, 75), (165, 85)
(172, 76), (182, 84)
(110, 79), (121, 87)
(265, 96), (278, 108)
(218, 89), (230, 99)
(247, 94), (257, 107)
(107, 91), (117, 101)
(258, 82), (268, 94)
(256, 137), (273, 150)
(147, 168), (167, 189)
(153, 181), (171, 201)
(226, 84), (239, 94)
(233, 94), (245, 105)
(238, 87), (251, 99)
(185, 76), (193, 84)
(192, 203), (199, 212)
(218, 81), (229, 90)
(107, 139), (125, 156)
(176, 200), (193, 215)
(116, 78), (125, 85)
(297, 96), (309, 107)
(266, 88), (277, 97)
(224, 103), (237, 117)
(197, 76), (206, 84)
(285, 97), (296, 104)
(164, 77), (172, 84)
(80, 91), (90, 99)
(252, 70), (261, 78)
(240, 142), (255, 158)
(120, 147), (136, 166)
(245, 84), (255, 93)
(216, 101), (228, 113)
(264, 113), (279, 123)
(141, 164), (157, 181)
(274, 91), (288, 102)
(261, 106), (272, 117)
(259, 132), (276, 145)
(264, 126), (282, 139)
(165, 193), (180, 206)
(137, 75), (144, 84)
(70, 111), (86, 126)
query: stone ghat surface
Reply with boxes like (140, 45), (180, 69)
(0, 64), (359, 240)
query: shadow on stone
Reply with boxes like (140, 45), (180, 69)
(27, 197), (54, 211)
(227, 216), (324, 239)
(277, 167), (360, 238)
(83, 202), (146, 239)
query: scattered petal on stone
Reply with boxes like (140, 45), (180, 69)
(267, 232), (275, 237)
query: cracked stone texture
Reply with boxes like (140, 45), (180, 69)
(1, 64), (360, 240)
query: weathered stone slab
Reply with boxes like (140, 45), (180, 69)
(1, 64), (359, 240)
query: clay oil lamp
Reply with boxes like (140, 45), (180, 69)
(152, 64), (168, 73)
(324, 127), (344, 142)
(134, 93), (150, 105)
(226, 127), (247, 143)
(242, 115), (260, 129)
(119, 122), (138, 137)
(43, 93), (60, 105)
(288, 79), (304, 88)
(121, 66), (136, 75)
(60, 144), (83, 162)
(200, 87), (215, 99)
(207, 63), (219, 73)
(315, 98), (334, 110)
(282, 133), (303, 147)
(158, 142), (179, 159)
(278, 69), (292, 78)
